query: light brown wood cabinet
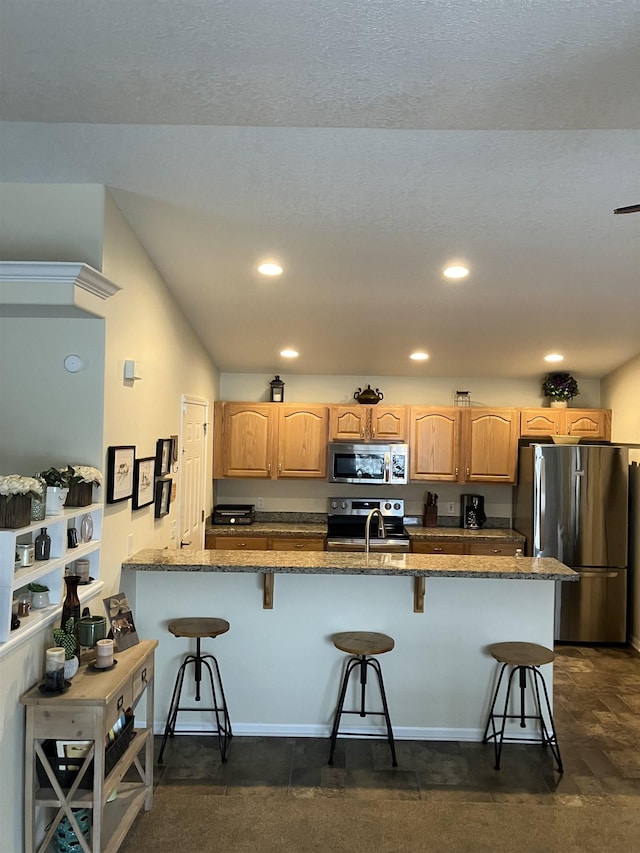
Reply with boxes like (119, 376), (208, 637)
(214, 402), (328, 479)
(329, 405), (407, 441)
(411, 539), (522, 556)
(520, 407), (611, 440)
(409, 407), (519, 484)
(206, 534), (325, 551)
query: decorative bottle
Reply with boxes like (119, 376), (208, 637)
(34, 527), (51, 561)
(31, 473), (46, 521)
(61, 573), (81, 633)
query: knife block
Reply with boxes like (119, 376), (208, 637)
(423, 506), (438, 527)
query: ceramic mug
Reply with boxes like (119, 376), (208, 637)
(78, 615), (107, 647)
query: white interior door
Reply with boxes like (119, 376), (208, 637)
(179, 396), (209, 549)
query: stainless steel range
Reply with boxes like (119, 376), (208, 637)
(326, 497), (410, 553)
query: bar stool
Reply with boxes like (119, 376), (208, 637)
(158, 617), (233, 764)
(328, 631), (398, 767)
(482, 641), (563, 773)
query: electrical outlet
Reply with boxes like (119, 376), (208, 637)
(256, 497), (265, 510)
(447, 502), (456, 515)
(170, 520), (177, 539)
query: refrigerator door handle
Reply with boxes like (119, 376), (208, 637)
(534, 454), (544, 553)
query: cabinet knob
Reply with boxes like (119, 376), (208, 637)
(433, 547), (443, 552)
(237, 543), (246, 548)
(295, 543), (304, 549)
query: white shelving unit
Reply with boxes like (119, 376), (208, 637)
(0, 502), (103, 645)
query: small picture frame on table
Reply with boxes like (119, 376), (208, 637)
(155, 438), (173, 476)
(154, 477), (172, 518)
(104, 592), (139, 651)
(106, 446), (135, 504)
(132, 457), (155, 510)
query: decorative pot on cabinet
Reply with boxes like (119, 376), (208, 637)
(549, 400), (569, 409)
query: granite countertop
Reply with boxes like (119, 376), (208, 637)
(407, 527), (525, 542)
(123, 548), (577, 581)
(206, 522), (524, 543)
(208, 522), (327, 538)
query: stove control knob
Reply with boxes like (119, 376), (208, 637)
(341, 501), (348, 509)
(393, 502), (401, 510)
(330, 501), (338, 509)
(384, 502), (392, 510)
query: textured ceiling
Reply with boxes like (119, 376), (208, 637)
(0, 0), (639, 378)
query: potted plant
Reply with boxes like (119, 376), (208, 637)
(53, 617), (79, 679)
(28, 582), (50, 609)
(542, 373), (579, 408)
(64, 465), (103, 507)
(0, 474), (43, 529)
(40, 467), (72, 516)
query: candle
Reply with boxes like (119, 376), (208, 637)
(45, 647), (66, 692)
(95, 638), (114, 668)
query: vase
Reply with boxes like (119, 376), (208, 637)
(45, 487), (69, 516)
(65, 482), (93, 507)
(34, 527), (51, 560)
(0, 494), (32, 529)
(31, 475), (46, 521)
(549, 400), (569, 409)
(61, 574), (81, 632)
(30, 590), (50, 609)
(64, 655), (79, 680)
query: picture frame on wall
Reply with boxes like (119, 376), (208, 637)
(154, 477), (172, 518)
(132, 456), (155, 510)
(155, 438), (173, 476)
(106, 446), (135, 503)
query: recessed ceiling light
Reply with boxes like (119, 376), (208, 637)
(280, 349), (298, 358)
(443, 265), (469, 279)
(544, 353), (564, 363)
(257, 262), (283, 276)
(410, 351), (429, 361)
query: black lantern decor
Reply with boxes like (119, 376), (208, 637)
(270, 375), (285, 402)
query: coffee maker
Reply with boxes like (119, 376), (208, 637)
(461, 494), (486, 529)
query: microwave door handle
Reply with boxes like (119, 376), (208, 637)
(384, 452), (390, 483)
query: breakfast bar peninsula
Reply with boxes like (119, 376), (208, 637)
(122, 549), (576, 741)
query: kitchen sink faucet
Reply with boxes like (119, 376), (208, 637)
(365, 508), (386, 554)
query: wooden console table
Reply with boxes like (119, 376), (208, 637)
(21, 639), (157, 853)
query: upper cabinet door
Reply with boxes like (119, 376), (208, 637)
(564, 409), (611, 439)
(370, 406), (408, 441)
(463, 408), (519, 483)
(214, 403), (274, 478)
(520, 408), (562, 436)
(329, 406), (369, 441)
(277, 406), (328, 478)
(409, 407), (461, 481)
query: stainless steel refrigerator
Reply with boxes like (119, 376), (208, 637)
(513, 443), (629, 643)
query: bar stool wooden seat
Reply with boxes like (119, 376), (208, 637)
(328, 631), (398, 767)
(158, 617), (232, 764)
(482, 641), (562, 773)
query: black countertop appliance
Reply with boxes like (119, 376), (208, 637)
(461, 494), (486, 529)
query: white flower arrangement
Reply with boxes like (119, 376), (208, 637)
(0, 474), (43, 501)
(67, 465), (103, 487)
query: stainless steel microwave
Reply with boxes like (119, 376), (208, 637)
(328, 443), (409, 485)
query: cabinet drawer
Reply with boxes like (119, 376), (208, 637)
(467, 543), (521, 556)
(211, 536), (269, 550)
(270, 537), (325, 551)
(132, 656), (154, 705)
(105, 681), (133, 732)
(411, 541), (465, 555)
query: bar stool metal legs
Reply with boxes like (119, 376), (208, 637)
(158, 618), (233, 764)
(482, 641), (563, 773)
(328, 631), (397, 768)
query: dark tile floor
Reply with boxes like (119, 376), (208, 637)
(153, 644), (640, 804)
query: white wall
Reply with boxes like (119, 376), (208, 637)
(602, 352), (640, 648)
(0, 184), (220, 852)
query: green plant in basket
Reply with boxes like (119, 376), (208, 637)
(53, 618), (78, 660)
(541, 372), (579, 401)
(40, 467), (72, 488)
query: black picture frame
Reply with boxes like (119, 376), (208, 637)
(132, 456), (155, 510)
(154, 477), (172, 518)
(106, 446), (135, 504)
(155, 438), (173, 476)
